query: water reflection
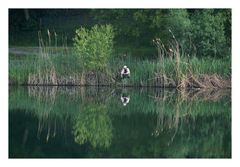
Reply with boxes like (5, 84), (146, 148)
(121, 95), (130, 106)
(9, 86), (231, 158)
(120, 89), (130, 106)
(73, 104), (113, 148)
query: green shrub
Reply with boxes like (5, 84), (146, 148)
(73, 24), (114, 71)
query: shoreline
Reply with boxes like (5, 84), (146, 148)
(9, 76), (231, 89)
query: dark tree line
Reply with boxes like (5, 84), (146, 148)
(92, 9), (231, 58)
(9, 9), (231, 58)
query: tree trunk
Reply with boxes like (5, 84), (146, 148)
(24, 9), (30, 21)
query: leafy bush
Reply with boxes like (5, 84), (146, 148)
(73, 24), (114, 71)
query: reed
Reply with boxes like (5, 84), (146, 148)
(150, 30), (231, 89)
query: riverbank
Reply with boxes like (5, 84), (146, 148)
(11, 75), (230, 89)
(9, 47), (231, 89)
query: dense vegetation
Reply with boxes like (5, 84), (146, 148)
(9, 9), (231, 58)
(9, 9), (231, 87)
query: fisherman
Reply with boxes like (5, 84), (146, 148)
(121, 65), (130, 79)
(121, 95), (130, 106)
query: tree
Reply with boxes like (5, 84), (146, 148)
(151, 9), (191, 47)
(190, 9), (229, 58)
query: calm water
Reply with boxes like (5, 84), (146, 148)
(9, 86), (231, 158)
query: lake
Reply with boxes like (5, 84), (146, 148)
(9, 86), (231, 158)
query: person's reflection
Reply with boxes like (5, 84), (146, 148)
(121, 94), (130, 106)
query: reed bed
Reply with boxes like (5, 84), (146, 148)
(9, 53), (231, 88)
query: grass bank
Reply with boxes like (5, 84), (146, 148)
(9, 46), (231, 88)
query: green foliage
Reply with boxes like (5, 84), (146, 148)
(9, 9), (231, 59)
(191, 10), (229, 57)
(73, 25), (114, 71)
(152, 9), (191, 46)
(92, 9), (231, 59)
(93, 9), (191, 47)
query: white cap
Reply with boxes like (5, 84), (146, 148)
(124, 65), (127, 68)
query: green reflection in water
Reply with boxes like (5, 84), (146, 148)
(73, 104), (113, 149)
(9, 86), (231, 158)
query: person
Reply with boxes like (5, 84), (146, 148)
(121, 95), (130, 106)
(121, 65), (130, 78)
